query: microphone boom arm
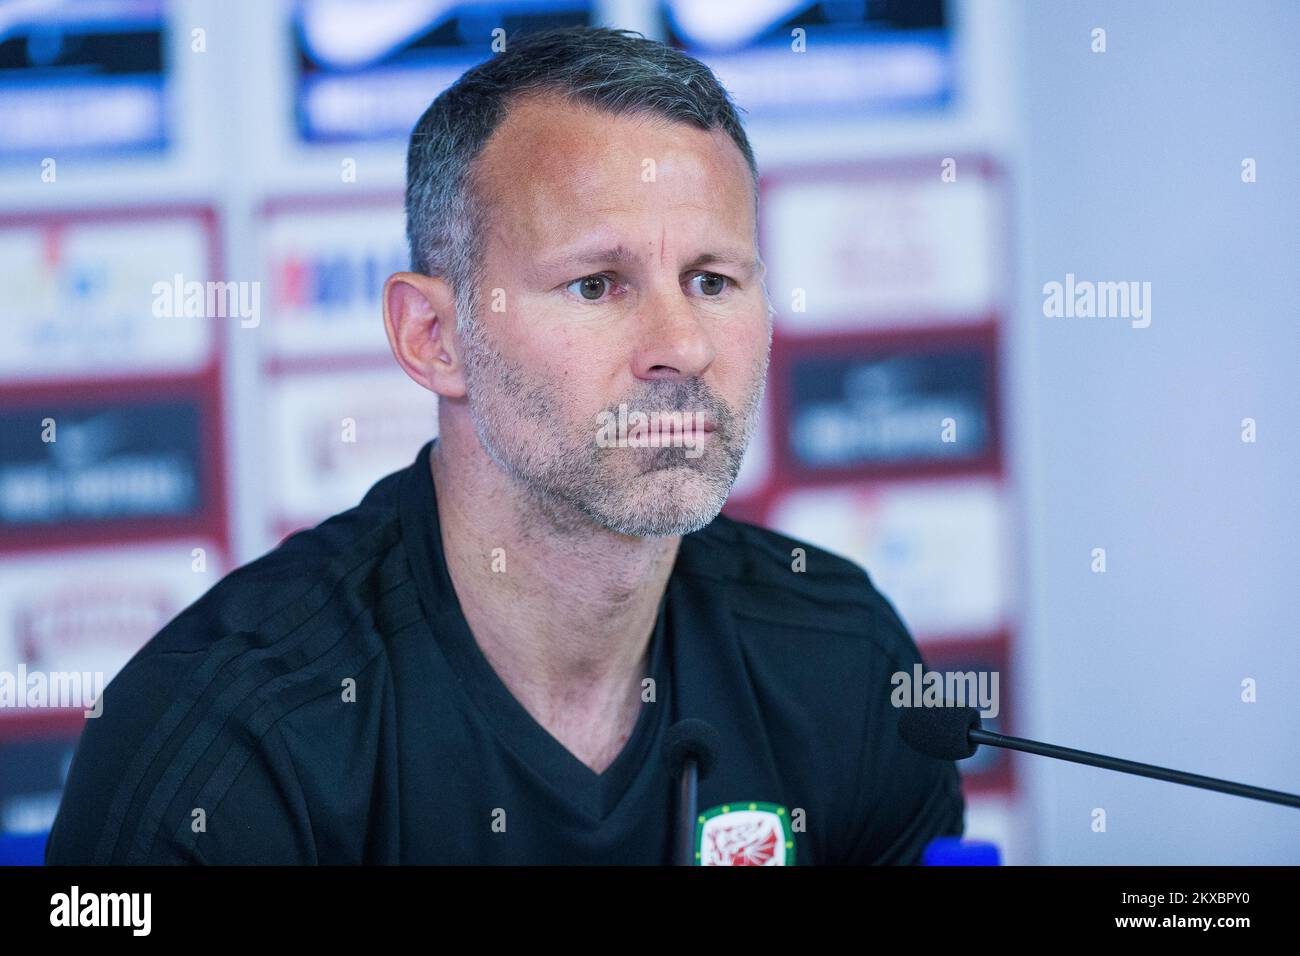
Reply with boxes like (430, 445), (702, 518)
(971, 728), (1300, 809)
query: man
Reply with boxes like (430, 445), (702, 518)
(46, 26), (963, 865)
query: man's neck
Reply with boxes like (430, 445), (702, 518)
(428, 430), (680, 771)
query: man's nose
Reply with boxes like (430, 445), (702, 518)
(630, 282), (716, 381)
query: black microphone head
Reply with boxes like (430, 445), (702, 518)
(897, 705), (982, 760)
(664, 719), (721, 781)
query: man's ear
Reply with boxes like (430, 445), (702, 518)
(382, 272), (467, 399)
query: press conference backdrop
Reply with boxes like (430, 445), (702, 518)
(1, 0), (1296, 865)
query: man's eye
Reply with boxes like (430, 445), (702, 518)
(690, 273), (729, 296)
(567, 274), (613, 301)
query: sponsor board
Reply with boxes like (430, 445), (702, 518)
(773, 327), (1000, 479)
(0, 722), (80, 843)
(293, 2), (594, 142)
(767, 478), (1009, 640)
(0, 2), (169, 158)
(260, 197), (408, 361)
(0, 389), (221, 544)
(0, 210), (218, 381)
(762, 161), (1004, 332)
(267, 368), (438, 533)
(0, 541), (225, 688)
(665, 2), (954, 117)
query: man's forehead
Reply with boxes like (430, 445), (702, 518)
(485, 89), (737, 159)
(474, 93), (756, 256)
(526, 235), (761, 280)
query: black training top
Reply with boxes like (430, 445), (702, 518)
(45, 439), (964, 865)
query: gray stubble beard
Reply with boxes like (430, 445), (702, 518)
(458, 312), (770, 539)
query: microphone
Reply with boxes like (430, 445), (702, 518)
(898, 705), (1300, 808)
(664, 719), (721, 865)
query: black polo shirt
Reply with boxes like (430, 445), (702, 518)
(45, 439), (964, 865)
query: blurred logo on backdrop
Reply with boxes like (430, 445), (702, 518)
(0, 731), (77, 839)
(259, 196), (439, 538)
(0, 216), (215, 381)
(0, 401), (206, 530)
(0, 0), (170, 159)
(664, 0), (953, 116)
(0, 543), (223, 684)
(768, 478), (1009, 640)
(763, 168), (1003, 333)
(262, 201), (408, 360)
(785, 343), (995, 473)
(293, 0), (595, 142)
(267, 368), (438, 537)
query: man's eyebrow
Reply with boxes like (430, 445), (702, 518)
(532, 244), (759, 277)
(684, 250), (760, 274)
(533, 244), (641, 275)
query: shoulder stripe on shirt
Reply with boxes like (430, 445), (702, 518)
(92, 518), (406, 864)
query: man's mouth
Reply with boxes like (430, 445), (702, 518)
(594, 404), (720, 450)
(659, 413), (714, 440)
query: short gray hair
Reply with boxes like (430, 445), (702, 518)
(404, 26), (759, 333)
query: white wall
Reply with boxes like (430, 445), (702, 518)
(1015, 0), (1300, 863)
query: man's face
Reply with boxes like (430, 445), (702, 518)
(460, 92), (772, 538)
